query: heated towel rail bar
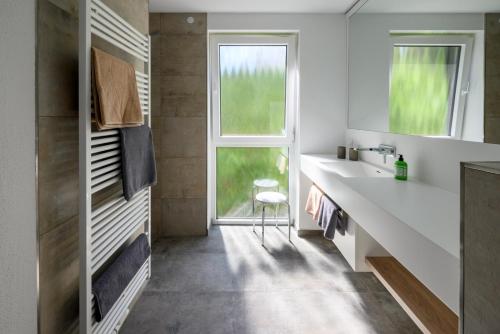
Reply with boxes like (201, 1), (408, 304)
(79, 0), (152, 333)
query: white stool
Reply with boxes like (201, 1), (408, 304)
(252, 179), (279, 219)
(254, 191), (291, 246)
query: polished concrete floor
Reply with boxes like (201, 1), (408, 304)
(121, 226), (420, 334)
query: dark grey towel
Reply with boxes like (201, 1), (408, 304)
(119, 125), (157, 201)
(336, 211), (348, 236)
(92, 234), (151, 322)
(317, 197), (345, 240)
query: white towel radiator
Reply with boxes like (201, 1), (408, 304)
(79, 0), (152, 332)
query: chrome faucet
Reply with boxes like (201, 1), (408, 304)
(355, 144), (396, 163)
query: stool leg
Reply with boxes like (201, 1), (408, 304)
(252, 187), (255, 232)
(275, 204), (279, 228)
(261, 205), (266, 246)
(287, 203), (291, 242)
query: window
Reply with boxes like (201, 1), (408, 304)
(216, 147), (289, 218)
(219, 45), (287, 136)
(210, 34), (297, 223)
(389, 35), (473, 138)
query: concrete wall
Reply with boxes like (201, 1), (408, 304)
(0, 1), (38, 333)
(207, 14), (348, 231)
(36, 0), (148, 332)
(150, 13), (208, 237)
(37, 2), (79, 331)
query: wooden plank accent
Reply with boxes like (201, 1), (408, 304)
(366, 257), (458, 334)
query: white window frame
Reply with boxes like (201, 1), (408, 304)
(389, 34), (474, 139)
(208, 33), (298, 225)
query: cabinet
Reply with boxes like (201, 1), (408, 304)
(461, 162), (500, 333)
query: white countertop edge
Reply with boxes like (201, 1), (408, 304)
(300, 154), (460, 259)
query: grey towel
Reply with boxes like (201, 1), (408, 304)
(336, 211), (348, 236)
(119, 125), (157, 201)
(92, 234), (151, 322)
(317, 197), (345, 240)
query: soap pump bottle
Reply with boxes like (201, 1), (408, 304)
(394, 154), (408, 181)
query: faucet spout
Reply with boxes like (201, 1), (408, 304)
(355, 144), (396, 163)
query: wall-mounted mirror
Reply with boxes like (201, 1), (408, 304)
(348, 0), (500, 144)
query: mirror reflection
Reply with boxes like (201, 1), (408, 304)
(348, 0), (500, 144)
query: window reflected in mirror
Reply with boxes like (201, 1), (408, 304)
(347, 9), (500, 144)
(389, 41), (465, 137)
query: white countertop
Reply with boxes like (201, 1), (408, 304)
(302, 154), (460, 259)
(301, 154), (461, 312)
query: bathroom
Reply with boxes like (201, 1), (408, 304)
(1, 0), (500, 333)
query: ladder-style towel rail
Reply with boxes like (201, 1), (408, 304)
(91, 193), (148, 242)
(80, 0), (152, 332)
(91, 149), (120, 163)
(91, 142), (120, 155)
(91, 213), (148, 273)
(91, 136), (120, 146)
(91, 190), (144, 224)
(91, 169), (121, 188)
(90, 0), (148, 62)
(91, 129), (119, 138)
(92, 156), (121, 177)
(92, 0), (148, 48)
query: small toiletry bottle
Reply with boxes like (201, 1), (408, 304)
(394, 154), (408, 181)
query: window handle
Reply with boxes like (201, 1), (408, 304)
(461, 81), (470, 96)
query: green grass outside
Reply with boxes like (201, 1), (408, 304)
(217, 69), (288, 218)
(389, 46), (454, 136)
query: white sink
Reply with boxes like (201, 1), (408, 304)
(318, 160), (392, 178)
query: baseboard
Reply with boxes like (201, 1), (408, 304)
(297, 230), (323, 237)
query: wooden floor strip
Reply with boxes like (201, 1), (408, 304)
(366, 256), (458, 334)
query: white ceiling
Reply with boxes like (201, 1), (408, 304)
(149, 0), (357, 13)
(360, 0), (500, 13)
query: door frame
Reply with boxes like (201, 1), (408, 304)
(208, 32), (299, 226)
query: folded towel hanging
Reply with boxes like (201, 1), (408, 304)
(119, 124), (157, 201)
(91, 47), (144, 130)
(317, 196), (347, 240)
(305, 184), (324, 222)
(92, 234), (151, 322)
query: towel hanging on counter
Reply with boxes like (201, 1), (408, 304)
(92, 234), (151, 322)
(119, 125), (157, 201)
(305, 184), (324, 222)
(91, 47), (144, 130)
(317, 196), (346, 240)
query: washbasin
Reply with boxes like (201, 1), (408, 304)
(319, 160), (392, 178)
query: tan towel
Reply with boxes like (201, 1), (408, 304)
(305, 184), (324, 222)
(92, 47), (144, 130)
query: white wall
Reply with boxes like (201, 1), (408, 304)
(0, 1), (38, 333)
(207, 14), (347, 230)
(349, 13), (485, 141)
(347, 129), (500, 194)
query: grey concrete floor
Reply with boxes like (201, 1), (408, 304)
(121, 226), (420, 334)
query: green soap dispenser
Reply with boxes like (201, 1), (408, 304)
(394, 154), (408, 181)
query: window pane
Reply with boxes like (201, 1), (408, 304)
(216, 147), (289, 219)
(389, 46), (460, 136)
(219, 45), (287, 136)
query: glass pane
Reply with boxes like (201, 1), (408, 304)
(219, 45), (287, 136)
(216, 147), (289, 219)
(389, 46), (460, 136)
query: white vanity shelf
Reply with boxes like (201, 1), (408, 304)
(300, 154), (460, 331)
